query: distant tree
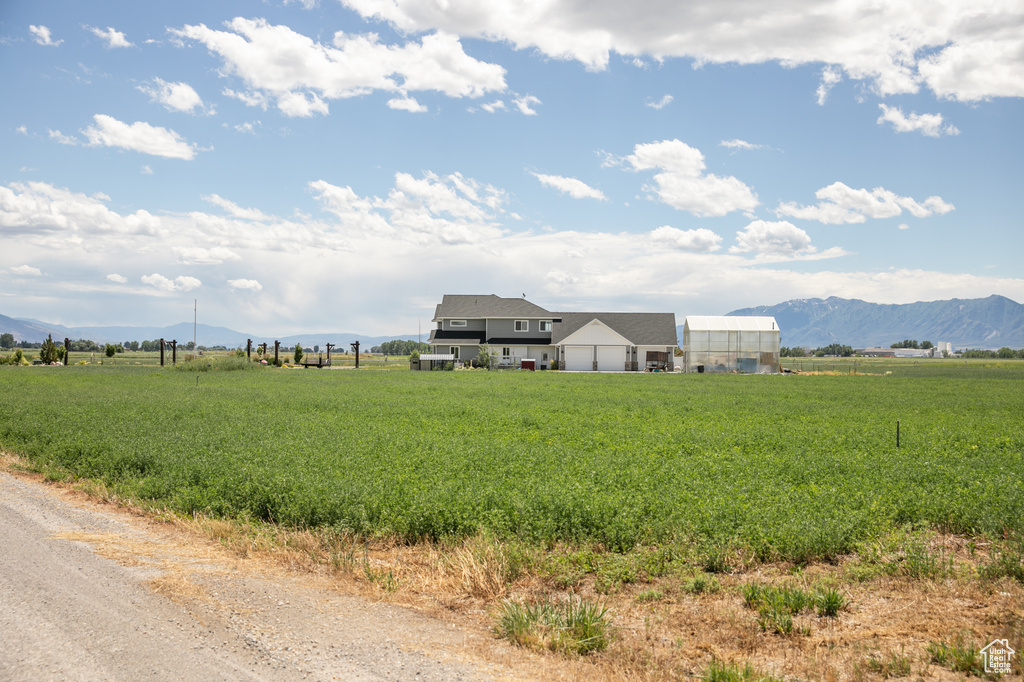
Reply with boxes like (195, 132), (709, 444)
(71, 338), (101, 352)
(997, 347), (1015, 358)
(890, 339), (920, 349)
(39, 334), (60, 364)
(816, 343), (853, 357)
(378, 339), (431, 356)
(105, 344), (117, 358)
(921, 340), (934, 349)
(294, 342), (304, 364)
(314, 344), (319, 353)
(0, 332), (14, 349)
(780, 346), (807, 358)
(370, 345), (382, 353)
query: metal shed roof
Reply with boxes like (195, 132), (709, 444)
(683, 316), (780, 332)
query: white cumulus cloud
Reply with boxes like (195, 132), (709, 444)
(816, 66), (842, 105)
(11, 265), (42, 276)
(387, 93), (428, 112)
(532, 173), (606, 200)
(106, 273), (128, 283)
(730, 220), (814, 256)
(82, 114), (201, 160)
(170, 18), (506, 117)
(877, 104), (959, 137)
(624, 139), (758, 217)
(339, 0), (1024, 102)
(29, 25), (61, 46)
(720, 139), (764, 151)
(89, 26), (133, 48)
(228, 278), (263, 292)
(776, 181), (955, 224)
(645, 94), (673, 110)
(513, 95), (541, 115)
(650, 226), (722, 252)
(141, 274), (201, 292)
(138, 78), (205, 113)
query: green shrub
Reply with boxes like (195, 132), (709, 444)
(39, 334), (60, 364)
(293, 343), (303, 364)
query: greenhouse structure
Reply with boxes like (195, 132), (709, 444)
(681, 316), (781, 374)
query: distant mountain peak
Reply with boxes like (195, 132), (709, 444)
(720, 296), (1024, 349)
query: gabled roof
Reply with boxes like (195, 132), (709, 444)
(684, 316), (779, 332)
(552, 312), (678, 346)
(432, 294), (554, 320)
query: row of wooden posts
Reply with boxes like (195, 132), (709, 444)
(57, 338), (364, 367)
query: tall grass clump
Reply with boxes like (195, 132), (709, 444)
(493, 597), (611, 655)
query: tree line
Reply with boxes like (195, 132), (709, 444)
(369, 339), (430, 355)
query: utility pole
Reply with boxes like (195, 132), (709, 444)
(351, 341), (360, 369)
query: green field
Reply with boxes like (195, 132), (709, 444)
(1, 362), (1022, 561)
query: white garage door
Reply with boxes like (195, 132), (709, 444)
(597, 346), (626, 371)
(564, 346), (592, 371)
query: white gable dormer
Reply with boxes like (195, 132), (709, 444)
(557, 318), (633, 346)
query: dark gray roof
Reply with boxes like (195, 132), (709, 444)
(551, 312), (679, 346)
(429, 330), (485, 343)
(432, 294), (554, 320)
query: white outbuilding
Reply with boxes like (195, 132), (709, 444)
(682, 316), (781, 374)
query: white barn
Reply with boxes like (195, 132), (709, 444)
(682, 316), (781, 374)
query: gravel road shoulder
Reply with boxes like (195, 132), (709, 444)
(0, 469), (528, 681)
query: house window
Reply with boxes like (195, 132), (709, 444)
(515, 320), (529, 332)
(450, 320), (467, 327)
(449, 346), (460, 359)
(540, 320), (552, 332)
(502, 347), (511, 357)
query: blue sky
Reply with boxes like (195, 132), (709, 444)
(2, 0), (1023, 335)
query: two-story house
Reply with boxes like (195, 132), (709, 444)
(428, 294), (678, 371)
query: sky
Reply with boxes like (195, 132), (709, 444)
(2, 0), (1023, 336)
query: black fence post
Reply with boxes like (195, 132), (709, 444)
(351, 341), (360, 369)
(274, 340), (279, 366)
(171, 340), (177, 365)
(160, 338), (165, 367)
(63, 338), (70, 366)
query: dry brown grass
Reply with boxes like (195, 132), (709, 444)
(5, 452), (1023, 681)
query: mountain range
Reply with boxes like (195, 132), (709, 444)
(0, 314), (420, 349)
(722, 295), (1024, 349)
(5, 294), (1024, 350)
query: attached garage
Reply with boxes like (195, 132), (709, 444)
(597, 345), (626, 371)
(553, 313), (678, 372)
(563, 346), (593, 371)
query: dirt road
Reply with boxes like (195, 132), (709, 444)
(0, 471), (518, 681)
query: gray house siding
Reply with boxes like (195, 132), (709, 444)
(485, 318), (553, 341)
(442, 319), (486, 332)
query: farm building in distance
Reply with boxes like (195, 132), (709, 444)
(682, 316), (781, 374)
(428, 294), (677, 371)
